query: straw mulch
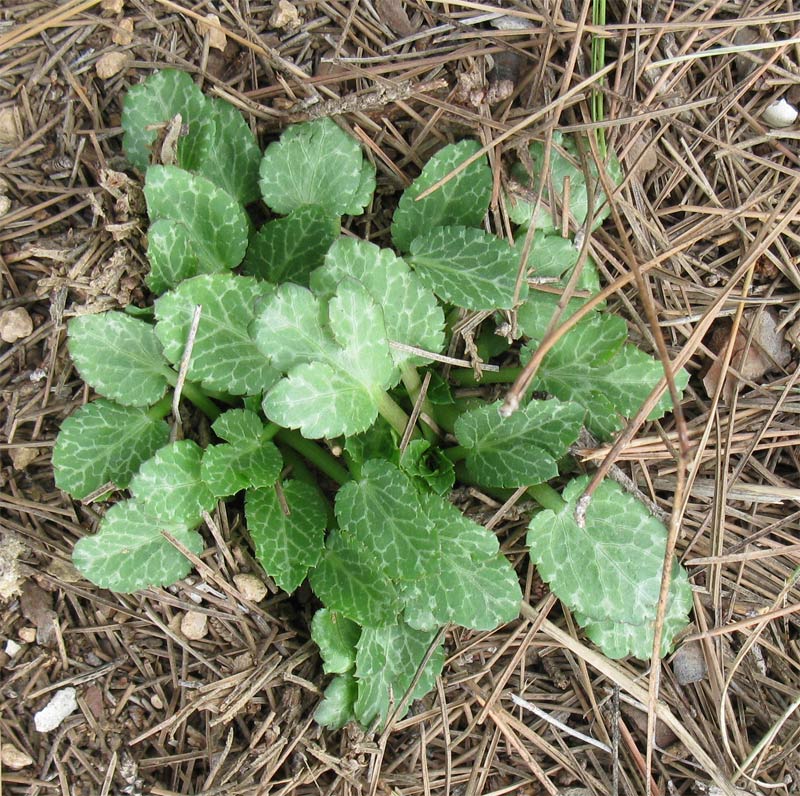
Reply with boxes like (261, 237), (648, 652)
(1, 1), (798, 794)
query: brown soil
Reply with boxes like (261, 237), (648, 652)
(1, 1), (799, 794)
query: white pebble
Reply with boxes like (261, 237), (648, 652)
(180, 611), (208, 640)
(34, 687), (78, 732)
(233, 573), (267, 602)
(762, 98), (798, 128)
(4, 639), (22, 656)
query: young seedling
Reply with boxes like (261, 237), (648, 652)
(53, 69), (692, 730)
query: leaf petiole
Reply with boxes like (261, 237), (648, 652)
(275, 429), (351, 486)
(146, 394), (174, 421)
(526, 481), (566, 513)
(375, 390), (418, 440)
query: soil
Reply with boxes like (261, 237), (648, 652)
(1, 1), (799, 795)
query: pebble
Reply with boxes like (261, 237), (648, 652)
(34, 687), (78, 732)
(762, 98), (798, 128)
(672, 640), (708, 684)
(0, 307), (33, 344)
(1, 743), (34, 770)
(180, 611), (208, 640)
(233, 573), (267, 602)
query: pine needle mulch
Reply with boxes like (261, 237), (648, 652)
(1, 1), (799, 794)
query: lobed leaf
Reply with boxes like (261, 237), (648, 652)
(399, 439), (455, 496)
(155, 273), (278, 396)
(310, 530), (400, 627)
(335, 460), (437, 580)
(258, 280), (396, 438)
(401, 494), (521, 631)
(408, 225), (526, 311)
(242, 206), (340, 285)
(527, 476), (692, 659)
(121, 69), (208, 172)
(354, 622), (445, 728)
(454, 399), (584, 488)
(310, 237), (445, 367)
(246, 480), (327, 593)
(130, 439), (216, 526)
(259, 117), (376, 216)
(68, 312), (171, 407)
(391, 139), (492, 252)
(201, 409), (282, 496)
(144, 166), (249, 292)
(311, 608), (361, 675)
(73, 499), (203, 593)
(315, 673), (358, 730)
(53, 400), (170, 500)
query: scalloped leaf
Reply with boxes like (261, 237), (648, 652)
(399, 439), (455, 496)
(73, 499), (202, 593)
(191, 98), (261, 204)
(310, 530), (400, 627)
(454, 399), (584, 487)
(507, 133), (622, 233)
(311, 608), (361, 675)
(259, 118), (376, 216)
(518, 308), (689, 440)
(335, 460), (437, 580)
(401, 494), (521, 631)
(310, 237), (445, 367)
(257, 280), (396, 438)
(202, 409), (282, 496)
(155, 273), (278, 396)
(527, 476), (692, 659)
(408, 225), (526, 311)
(392, 139), (492, 252)
(144, 165), (249, 292)
(130, 439), (216, 526)
(121, 69), (208, 172)
(315, 673), (358, 730)
(246, 480), (327, 593)
(354, 622), (445, 728)
(242, 205), (340, 285)
(68, 312), (171, 407)
(53, 400), (170, 500)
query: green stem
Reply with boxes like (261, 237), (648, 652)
(448, 367), (522, 387)
(526, 481), (566, 512)
(179, 381), (222, 421)
(147, 395), (174, 420)
(275, 429), (351, 486)
(262, 422), (281, 442)
(279, 448), (335, 526)
(442, 444), (467, 464)
(375, 390), (419, 440)
(400, 365), (439, 440)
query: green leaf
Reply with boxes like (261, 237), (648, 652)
(523, 233), (602, 297)
(527, 476), (692, 659)
(310, 237), (445, 367)
(191, 98), (261, 204)
(258, 280), (396, 438)
(310, 530), (400, 627)
(68, 312), (171, 407)
(454, 399), (584, 487)
(507, 133), (622, 233)
(392, 140), (492, 252)
(73, 499), (202, 592)
(399, 439), (455, 496)
(401, 494), (521, 631)
(518, 308), (689, 440)
(259, 118), (376, 216)
(242, 206), (340, 285)
(53, 400), (170, 499)
(354, 621), (445, 728)
(311, 608), (361, 674)
(335, 460), (437, 580)
(201, 410), (282, 496)
(408, 226), (526, 311)
(121, 69), (208, 172)
(315, 673), (358, 730)
(130, 440), (216, 526)
(144, 165), (249, 292)
(345, 418), (398, 467)
(155, 273), (278, 396)
(246, 480), (327, 593)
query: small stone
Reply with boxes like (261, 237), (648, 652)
(151, 693), (164, 709)
(270, 0), (301, 30)
(1, 744), (34, 770)
(5, 639), (22, 656)
(34, 687), (78, 732)
(197, 14), (227, 51)
(18, 627), (36, 643)
(0, 195), (11, 216)
(0, 307), (33, 343)
(180, 611), (208, 640)
(101, 0), (125, 12)
(0, 107), (23, 146)
(10, 447), (38, 470)
(762, 98), (798, 129)
(234, 573), (268, 602)
(112, 18), (134, 46)
(95, 51), (129, 80)
(672, 640), (707, 684)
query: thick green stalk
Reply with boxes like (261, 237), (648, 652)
(375, 390), (419, 440)
(146, 395), (174, 420)
(177, 381), (221, 421)
(527, 481), (566, 512)
(275, 429), (351, 486)
(448, 366), (522, 386)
